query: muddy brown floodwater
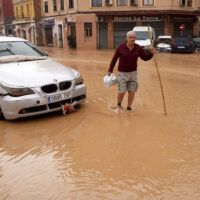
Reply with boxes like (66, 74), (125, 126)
(0, 48), (200, 200)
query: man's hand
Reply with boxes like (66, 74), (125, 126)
(108, 72), (112, 76)
(150, 47), (156, 54)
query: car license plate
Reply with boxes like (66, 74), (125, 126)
(48, 91), (72, 103)
(177, 46), (185, 49)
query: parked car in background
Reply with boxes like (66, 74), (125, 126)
(0, 36), (86, 120)
(193, 37), (200, 52)
(156, 35), (172, 52)
(133, 26), (156, 51)
(171, 37), (195, 53)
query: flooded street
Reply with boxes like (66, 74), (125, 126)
(0, 48), (200, 200)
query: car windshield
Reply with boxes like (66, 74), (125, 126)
(0, 41), (46, 57)
(135, 31), (150, 40)
(157, 39), (171, 45)
(173, 38), (191, 45)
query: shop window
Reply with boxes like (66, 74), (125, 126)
(84, 23), (92, 37)
(187, 0), (192, 7)
(60, 0), (64, 10)
(53, 0), (57, 11)
(44, 1), (48, 13)
(117, 0), (127, 6)
(92, 0), (102, 7)
(69, 0), (74, 9)
(143, 0), (154, 6)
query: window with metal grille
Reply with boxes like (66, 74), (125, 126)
(53, 0), (57, 11)
(44, 1), (48, 12)
(187, 0), (192, 7)
(92, 0), (102, 7)
(117, 0), (127, 6)
(84, 23), (92, 37)
(60, 0), (64, 10)
(180, 0), (186, 6)
(143, 0), (154, 6)
(69, 0), (74, 8)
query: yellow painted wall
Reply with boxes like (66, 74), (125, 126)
(13, 0), (35, 20)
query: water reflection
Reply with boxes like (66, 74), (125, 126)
(0, 49), (200, 199)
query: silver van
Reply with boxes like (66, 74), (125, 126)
(132, 26), (156, 51)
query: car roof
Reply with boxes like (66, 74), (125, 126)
(0, 36), (27, 42)
(133, 26), (154, 31)
(173, 37), (191, 40)
(158, 35), (172, 39)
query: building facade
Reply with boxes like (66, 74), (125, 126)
(0, 0), (5, 35)
(41, 0), (200, 49)
(12, 0), (36, 43)
(41, 0), (78, 48)
(1, 0), (14, 36)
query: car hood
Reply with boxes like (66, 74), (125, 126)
(135, 39), (151, 47)
(0, 57), (79, 87)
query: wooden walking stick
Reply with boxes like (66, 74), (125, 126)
(147, 25), (167, 116)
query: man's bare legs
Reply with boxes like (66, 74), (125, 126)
(117, 92), (125, 106)
(117, 91), (134, 110)
(127, 91), (135, 109)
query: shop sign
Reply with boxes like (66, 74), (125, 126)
(171, 16), (195, 23)
(113, 16), (160, 22)
(65, 15), (76, 23)
(43, 19), (55, 26)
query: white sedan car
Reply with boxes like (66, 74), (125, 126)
(0, 37), (86, 120)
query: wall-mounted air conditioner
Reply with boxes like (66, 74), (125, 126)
(105, 0), (113, 6)
(180, 0), (186, 6)
(131, 0), (138, 6)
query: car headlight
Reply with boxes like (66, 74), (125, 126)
(75, 73), (84, 85)
(1, 83), (35, 97)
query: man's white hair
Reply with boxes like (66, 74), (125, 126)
(126, 31), (136, 36)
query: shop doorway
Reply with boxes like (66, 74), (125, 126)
(113, 22), (136, 49)
(58, 25), (63, 48)
(67, 24), (76, 48)
(99, 22), (108, 49)
(45, 27), (53, 47)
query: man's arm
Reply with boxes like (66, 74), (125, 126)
(108, 47), (120, 75)
(139, 47), (155, 61)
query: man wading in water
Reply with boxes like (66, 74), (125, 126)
(108, 31), (155, 111)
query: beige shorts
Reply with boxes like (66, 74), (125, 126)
(118, 71), (138, 93)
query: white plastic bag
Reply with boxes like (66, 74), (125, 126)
(103, 73), (118, 88)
